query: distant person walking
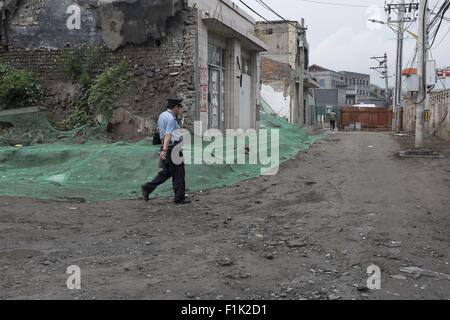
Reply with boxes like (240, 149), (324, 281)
(141, 97), (190, 205)
(328, 111), (337, 131)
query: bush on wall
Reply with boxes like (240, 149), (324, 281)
(87, 61), (128, 121)
(0, 64), (43, 110)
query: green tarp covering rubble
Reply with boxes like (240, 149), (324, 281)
(0, 99), (318, 201)
(0, 109), (107, 146)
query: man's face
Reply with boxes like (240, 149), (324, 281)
(173, 105), (182, 116)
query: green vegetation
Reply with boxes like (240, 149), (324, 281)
(57, 56), (128, 130)
(0, 64), (43, 110)
(55, 96), (93, 131)
(370, 90), (379, 98)
(87, 62), (128, 121)
(62, 46), (105, 88)
(62, 50), (83, 82)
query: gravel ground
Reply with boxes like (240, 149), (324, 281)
(0, 131), (449, 300)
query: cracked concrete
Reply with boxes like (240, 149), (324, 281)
(5, 0), (183, 50)
(98, 0), (183, 50)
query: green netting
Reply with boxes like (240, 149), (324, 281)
(0, 99), (317, 201)
(0, 110), (107, 146)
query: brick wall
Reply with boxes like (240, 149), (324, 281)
(261, 56), (293, 83)
(0, 0), (198, 138)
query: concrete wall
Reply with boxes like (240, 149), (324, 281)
(7, 0), (100, 49)
(307, 90), (316, 125)
(338, 88), (347, 107)
(5, 0), (183, 50)
(255, 22), (300, 71)
(256, 23), (290, 66)
(188, 0), (256, 35)
(189, 0), (263, 132)
(403, 90), (450, 140)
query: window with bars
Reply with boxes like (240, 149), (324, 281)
(208, 42), (226, 69)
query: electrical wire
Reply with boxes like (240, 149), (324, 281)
(428, 0), (450, 29)
(435, 25), (450, 49)
(429, 1), (450, 48)
(254, 0), (299, 28)
(238, 0), (283, 28)
(429, 0), (441, 22)
(297, 0), (383, 8)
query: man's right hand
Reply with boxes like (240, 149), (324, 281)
(160, 150), (168, 161)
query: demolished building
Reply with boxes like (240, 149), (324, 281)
(0, 0), (266, 139)
(255, 19), (319, 126)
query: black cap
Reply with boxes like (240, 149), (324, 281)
(167, 97), (184, 109)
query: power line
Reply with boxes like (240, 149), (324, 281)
(238, 0), (283, 29)
(429, 4), (450, 22)
(254, 0), (301, 28)
(428, 0), (450, 28)
(429, 0), (441, 18)
(429, 1), (450, 48)
(255, 0), (288, 21)
(433, 23), (450, 48)
(297, 0), (383, 8)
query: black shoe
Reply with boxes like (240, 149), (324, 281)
(175, 199), (191, 205)
(141, 186), (150, 202)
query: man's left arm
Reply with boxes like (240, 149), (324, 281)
(160, 134), (172, 161)
(160, 118), (177, 160)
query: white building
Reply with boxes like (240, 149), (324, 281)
(188, 0), (268, 131)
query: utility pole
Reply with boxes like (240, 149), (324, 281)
(415, 0), (428, 148)
(297, 18), (307, 127)
(384, 53), (390, 106)
(394, 0), (405, 133)
(376, 1), (419, 131)
(370, 54), (390, 107)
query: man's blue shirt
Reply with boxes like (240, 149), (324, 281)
(158, 110), (181, 142)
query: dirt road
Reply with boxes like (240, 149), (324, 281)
(1, 132), (449, 300)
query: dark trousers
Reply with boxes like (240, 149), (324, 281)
(330, 120), (336, 131)
(143, 148), (186, 203)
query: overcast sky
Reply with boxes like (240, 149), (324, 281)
(235, 0), (450, 88)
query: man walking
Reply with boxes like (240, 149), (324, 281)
(328, 110), (337, 131)
(142, 97), (190, 205)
